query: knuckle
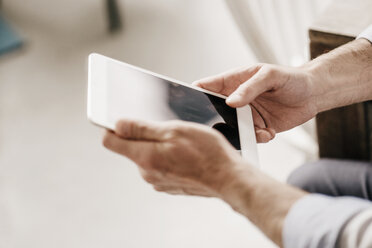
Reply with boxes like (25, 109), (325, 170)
(116, 120), (144, 139)
(153, 185), (166, 192)
(167, 123), (185, 138)
(153, 186), (161, 192)
(102, 132), (112, 148)
(243, 63), (264, 74)
(124, 121), (136, 138)
(239, 84), (251, 95)
(143, 173), (158, 184)
(182, 188), (193, 195)
(262, 65), (278, 78)
(164, 142), (179, 153)
(115, 120), (126, 134)
(135, 123), (148, 138)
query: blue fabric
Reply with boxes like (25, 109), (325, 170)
(288, 159), (372, 200)
(0, 13), (22, 56)
(283, 194), (372, 248)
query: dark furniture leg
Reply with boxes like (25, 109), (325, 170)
(106, 0), (122, 32)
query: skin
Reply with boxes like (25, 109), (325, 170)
(103, 38), (372, 247)
(193, 64), (316, 143)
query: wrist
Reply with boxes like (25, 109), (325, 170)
(301, 61), (330, 114)
(218, 161), (308, 246)
(217, 162), (256, 212)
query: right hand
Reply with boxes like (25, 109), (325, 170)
(193, 64), (318, 143)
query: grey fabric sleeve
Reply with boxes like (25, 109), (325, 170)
(283, 194), (371, 248)
(339, 208), (372, 248)
(357, 24), (372, 43)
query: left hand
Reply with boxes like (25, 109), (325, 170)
(103, 119), (307, 247)
(103, 119), (245, 197)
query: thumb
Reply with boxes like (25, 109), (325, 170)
(226, 71), (273, 108)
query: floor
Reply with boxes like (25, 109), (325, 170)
(0, 0), (317, 247)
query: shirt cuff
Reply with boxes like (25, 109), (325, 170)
(357, 24), (372, 43)
(283, 194), (372, 248)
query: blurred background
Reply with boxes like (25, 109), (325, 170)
(0, 0), (331, 247)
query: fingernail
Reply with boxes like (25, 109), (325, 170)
(227, 94), (240, 104)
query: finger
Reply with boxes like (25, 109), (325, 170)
(140, 169), (161, 184)
(103, 130), (156, 164)
(255, 128), (276, 143)
(153, 185), (213, 197)
(192, 65), (262, 96)
(250, 105), (266, 129)
(115, 119), (166, 141)
(226, 69), (275, 108)
(154, 185), (185, 195)
(192, 74), (227, 94)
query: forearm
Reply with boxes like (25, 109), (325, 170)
(219, 163), (372, 248)
(220, 164), (307, 247)
(306, 38), (372, 113)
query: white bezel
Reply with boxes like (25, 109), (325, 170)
(87, 53), (259, 166)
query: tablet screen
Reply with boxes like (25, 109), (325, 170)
(106, 60), (241, 149)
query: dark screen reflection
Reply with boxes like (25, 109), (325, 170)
(107, 60), (241, 150)
(168, 83), (240, 149)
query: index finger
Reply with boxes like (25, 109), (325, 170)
(192, 65), (263, 96)
(115, 119), (167, 141)
(103, 130), (156, 167)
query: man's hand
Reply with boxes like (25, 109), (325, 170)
(103, 119), (244, 197)
(102, 119), (306, 246)
(193, 64), (318, 143)
(194, 39), (372, 144)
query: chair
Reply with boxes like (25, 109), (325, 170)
(106, 0), (122, 32)
(309, 0), (372, 161)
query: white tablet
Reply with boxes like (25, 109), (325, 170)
(87, 53), (259, 166)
